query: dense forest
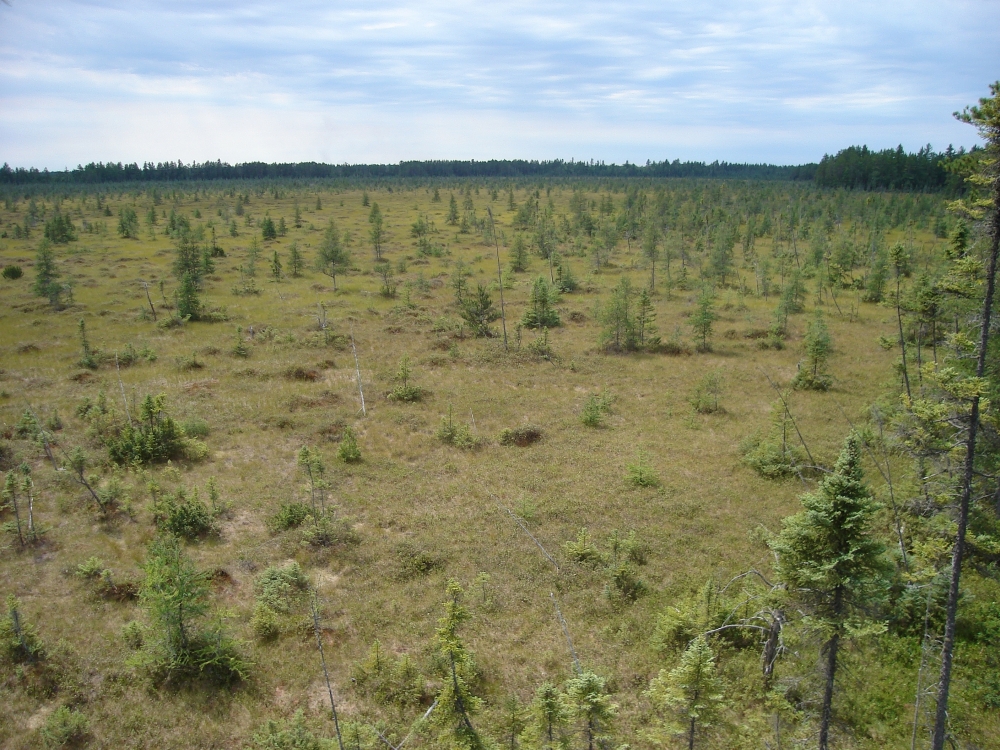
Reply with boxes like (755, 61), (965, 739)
(0, 88), (998, 750)
(0, 159), (817, 186)
(1, 143), (976, 193)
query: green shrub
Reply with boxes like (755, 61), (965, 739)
(740, 434), (805, 479)
(106, 394), (189, 465)
(1, 595), (45, 663)
(40, 706), (89, 748)
(563, 528), (604, 567)
(352, 640), (426, 708)
(255, 563), (309, 614)
(580, 391), (613, 427)
(606, 562), (647, 604)
(690, 371), (724, 414)
(626, 451), (660, 487)
(251, 562), (310, 641)
(250, 603), (282, 641)
(338, 426), (362, 463)
(270, 502), (311, 531)
(121, 621), (144, 650)
(180, 418), (210, 438)
(117, 342), (157, 366)
(436, 408), (480, 449)
(75, 556), (108, 580)
(300, 513), (360, 549)
(395, 541), (441, 579)
(251, 711), (327, 750)
(791, 368), (832, 391)
(14, 409), (41, 438)
(498, 425), (543, 446)
(153, 487), (218, 539)
(2, 265), (23, 280)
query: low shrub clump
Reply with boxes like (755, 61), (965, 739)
(498, 425), (543, 446)
(436, 407), (481, 449)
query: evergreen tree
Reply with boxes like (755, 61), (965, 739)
(792, 311), (833, 390)
(689, 288), (717, 352)
(44, 211), (77, 243)
(447, 194), (460, 225)
(645, 635), (724, 750)
(176, 272), (201, 320)
(270, 250), (282, 282)
(522, 277), (560, 329)
(33, 239), (62, 307)
(288, 241), (304, 277)
(636, 288), (658, 347)
(600, 277), (636, 351)
(141, 535), (209, 664)
(562, 672), (616, 750)
(316, 221), (350, 290)
(460, 285), (500, 338)
(294, 202), (302, 228)
(930, 81), (1000, 750)
(509, 234), (529, 273)
(117, 207), (139, 239)
(368, 203), (384, 260)
(770, 433), (890, 750)
(173, 235), (203, 285)
(429, 580), (486, 750)
(525, 682), (568, 749)
(260, 216), (277, 240)
(642, 223), (660, 290)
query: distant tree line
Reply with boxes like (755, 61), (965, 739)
(1, 145), (977, 193)
(0, 158), (816, 185)
(814, 144), (974, 192)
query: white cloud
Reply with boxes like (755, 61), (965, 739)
(0, 0), (995, 168)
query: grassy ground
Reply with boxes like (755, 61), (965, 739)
(1, 183), (993, 748)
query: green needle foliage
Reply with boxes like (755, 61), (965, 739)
(689, 288), (717, 352)
(338, 427), (362, 463)
(429, 580), (486, 750)
(522, 277), (561, 329)
(525, 681), (569, 749)
(645, 635), (724, 750)
(562, 671), (617, 750)
(792, 311), (833, 391)
(316, 220), (350, 289)
(136, 535), (248, 685)
(33, 239), (62, 308)
(459, 284), (500, 338)
(387, 355), (424, 402)
(769, 432), (890, 750)
(105, 394), (186, 465)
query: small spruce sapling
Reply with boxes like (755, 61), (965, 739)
(338, 427), (362, 463)
(562, 671), (617, 750)
(792, 311), (833, 390)
(689, 288), (717, 352)
(645, 635), (724, 750)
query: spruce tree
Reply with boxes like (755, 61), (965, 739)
(175, 272), (201, 320)
(769, 432), (889, 750)
(316, 221), (350, 290)
(33, 239), (61, 307)
(792, 311), (832, 390)
(429, 580), (486, 750)
(288, 241), (304, 277)
(931, 81), (1000, 750)
(526, 682), (568, 749)
(645, 635), (724, 750)
(562, 671), (616, 750)
(368, 203), (384, 261)
(689, 288), (717, 352)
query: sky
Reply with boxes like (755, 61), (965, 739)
(1, 0), (997, 169)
